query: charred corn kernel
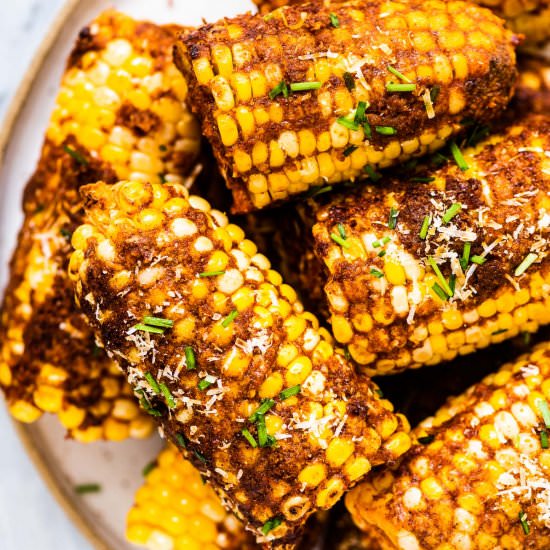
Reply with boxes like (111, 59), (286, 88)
(346, 341), (550, 549)
(72, 179), (410, 544)
(127, 445), (254, 550)
(280, 114), (550, 376)
(175, 0), (517, 212)
(0, 11), (201, 440)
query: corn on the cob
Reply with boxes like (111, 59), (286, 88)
(69, 179), (411, 545)
(346, 340), (550, 549)
(175, 0), (518, 213)
(127, 444), (256, 550)
(514, 55), (550, 116)
(0, 11), (201, 441)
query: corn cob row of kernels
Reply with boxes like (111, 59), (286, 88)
(0, 10), (201, 441)
(69, 178), (411, 545)
(175, 0), (518, 212)
(346, 340), (550, 549)
(307, 113), (550, 376)
(127, 444), (256, 550)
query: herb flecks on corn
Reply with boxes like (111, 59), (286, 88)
(69, 179), (411, 544)
(346, 341), (550, 549)
(0, 11), (201, 441)
(175, 0), (518, 212)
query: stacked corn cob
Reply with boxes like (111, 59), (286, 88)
(69, 178), (411, 544)
(346, 340), (550, 549)
(174, 0), (518, 212)
(0, 11), (201, 441)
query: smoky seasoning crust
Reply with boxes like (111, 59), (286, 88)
(175, 0), (519, 212)
(0, 11), (201, 441)
(346, 341), (550, 549)
(69, 179), (411, 546)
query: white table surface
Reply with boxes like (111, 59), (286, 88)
(0, 1), (91, 548)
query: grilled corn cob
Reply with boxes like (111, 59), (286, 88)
(127, 444), (256, 550)
(514, 55), (550, 116)
(175, 0), (518, 213)
(0, 11), (201, 441)
(346, 340), (550, 549)
(69, 179), (411, 545)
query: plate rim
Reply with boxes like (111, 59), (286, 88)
(0, 0), (114, 548)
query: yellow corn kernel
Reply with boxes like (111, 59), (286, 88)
(286, 356), (313, 386)
(217, 115), (239, 147)
(259, 373), (284, 398)
(326, 438), (355, 467)
(298, 463), (327, 487)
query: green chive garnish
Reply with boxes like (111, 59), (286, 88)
(432, 282), (448, 301)
(262, 517), (282, 535)
(363, 118), (372, 139)
(387, 65), (411, 83)
(364, 164), (381, 181)
(343, 72), (355, 91)
(60, 227), (72, 240)
(142, 461), (157, 477)
(375, 126), (397, 136)
(491, 328), (508, 336)
(519, 511), (530, 535)
(541, 429), (549, 449)
(158, 173), (167, 185)
(372, 236), (390, 248)
(249, 399), (276, 422)
(371, 268), (384, 278)
(329, 12), (340, 27)
(290, 81), (322, 92)
(74, 483), (101, 495)
(194, 450), (207, 464)
(242, 428), (258, 448)
(417, 435), (434, 445)
(386, 82), (416, 92)
(159, 144), (168, 152)
(514, 253), (537, 277)
(419, 215), (431, 240)
(431, 152), (448, 167)
(221, 310), (238, 328)
(280, 385), (301, 400)
(388, 208), (399, 229)
(374, 388), (384, 398)
(354, 101), (368, 124)
(175, 433), (187, 448)
(63, 144), (88, 166)
(337, 223), (347, 239)
(145, 372), (161, 393)
(199, 270), (225, 278)
(138, 390), (162, 417)
(450, 141), (469, 171)
(337, 116), (359, 131)
(460, 242), (472, 270)
(449, 273), (456, 296)
(307, 185), (333, 197)
(143, 316), (174, 328)
(331, 233), (351, 249)
(133, 323), (164, 334)
(257, 415), (268, 447)
(378, 250), (386, 257)
(471, 255), (487, 265)
(269, 81), (289, 100)
(185, 346), (196, 370)
(410, 176), (435, 183)
(160, 383), (176, 408)
(441, 203), (462, 224)
(429, 85), (440, 104)
(427, 257), (453, 297)
(343, 145), (358, 157)
(536, 398), (550, 428)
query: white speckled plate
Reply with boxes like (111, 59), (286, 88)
(0, 0), (252, 548)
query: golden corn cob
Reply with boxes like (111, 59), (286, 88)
(69, 179), (411, 545)
(0, 11), (201, 441)
(346, 340), (550, 549)
(175, 0), (518, 213)
(299, 113), (550, 375)
(127, 444), (256, 550)
(514, 55), (550, 116)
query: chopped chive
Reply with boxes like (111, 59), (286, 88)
(331, 233), (351, 249)
(160, 383), (176, 409)
(138, 391), (162, 417)
(363, 164), (381, 181)
(363, 118), (372, 139)
(460, 242), (472, 270)
(388, 207), (399, 229)
(375, 126), (397, 136)
(427, 257), (453, 297)
(419, 215), (431, 240)
(249, 399), (276, 422)
(198, 378), (214, 391)
(290, 81), (322, 92)
(374, 388), (384, 398)
(432, 282), (449, 301)
(257, 415), (268, 447)
(143, 316), (174, 328)
(344, 346), (351, 361)
(410, 176), (435, 183)
(329, 12), (340, 27)
(387, 65), (411, 83)
(144, 372), (161, 393)
(221, 309), (238, 328)
(471, 255), (487, 265)
(343, 72), (355, 91)
(266, 434), (277, 447)
(194, 450), (207, 464)
(450, 141), (469, 171)
(429, 85), (440, 104)
(185, 346), (196, 370)
(63, 144), (88, 166)
(431, 152), (448, 167)
(280, 385), (301, 400)
(159, 173), (167, 184)
(132, 323), (165, 334)
(159, 144), (168, 152)
(541, 429), (549, 449)
(386, 82), (416, 92)
(417, 435), (435, 445)
(354, 100), (368, 124)
(142, 461), (157, 477)
(536, 398), (550, 428)
(514, 253), (538, 277)
(262, 517), (282, 536)
(337, 223), (347, 239)
(92, 343), (101, 358)
(337, 116), (359, 131)
(371, 268), (384, 278)
(449, 273), (456, 296)
(372, 236), (391, 248)
(269, 81), (289, 100)
(441, 202), (462, 224)
(307, 185), (333, 197)
(175, 433), (187, 448)
(60, 227), (72, 240)
(378, 250), (386, 257)
(343, 145), (358, 157)
(74, 483), (101, 495)
(519, 511), (530, 535)
(492, 328), (508, 336)
(199, 270), (226, 278)
(523, 331), (532, 346)
(242, 428), (258, 448)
